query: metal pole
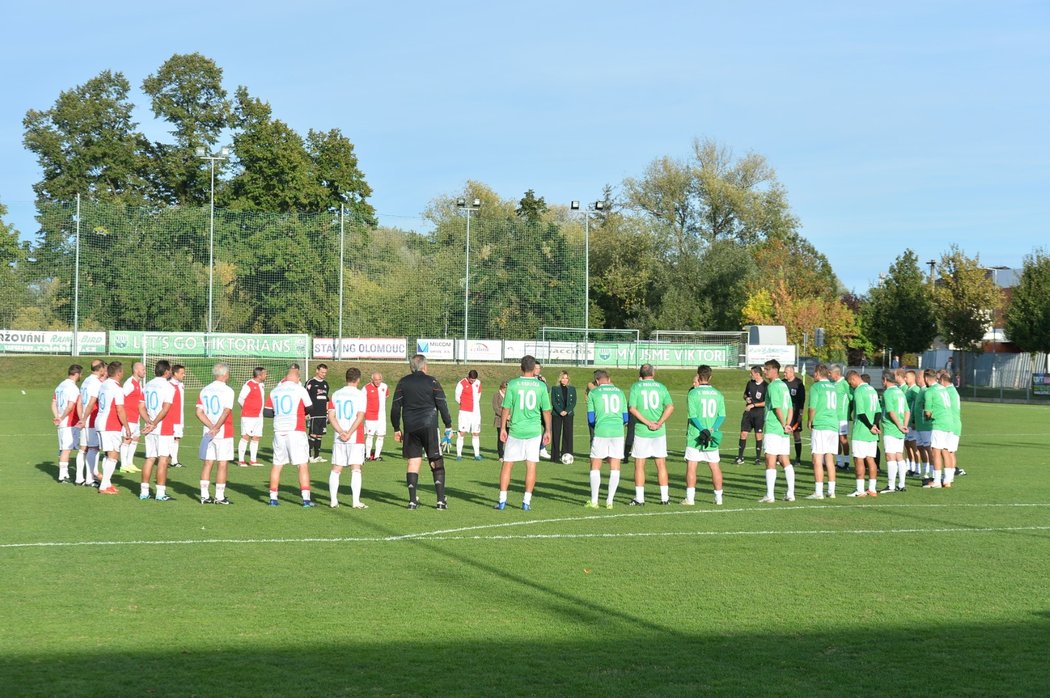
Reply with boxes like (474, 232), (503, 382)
(207, 159), (215, 335)
(338, 205), (345, 361)
(463, 208), (471, 363)
(73, 193), (81, 356)
(584, 212), (590, 358)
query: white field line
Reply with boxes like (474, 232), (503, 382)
(1, 503), (1048, 550)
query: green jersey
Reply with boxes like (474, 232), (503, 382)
(881, 385), (909, 439)
(628, 379), (673, 439)
(763, 379), (791, 436)
(686, 384), (725, 452)
(906, 384), (921, 428)
(914, 386), (932, 431)
(925, 383), (952, 432)
(807, 379), (839, 431)
(851, 382), (880, 443)
(502, 376), (552, 439)
(834, 378), (851, 422)
(587, 383), (627, 439)
(947, 385), (962, 436)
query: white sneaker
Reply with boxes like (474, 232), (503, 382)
(805, 493), (824, 500)
(539, 449), (551, 460)
(783, 494), (795, 502)
(847, 490), (868, 497)
(758, 495), (775, 503)
(680, 498), (695, 506)
(352, 502), (368, 509)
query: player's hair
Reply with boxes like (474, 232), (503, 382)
(860, 373), (871, 383)
(938, 370), (952, 382)
(845, 369), (860, 380)
(371, 371), (382, 380)
(814, 363), (828, 378)
(639, 363), (654, 378)
(894, 368), (907, 382)
(154, 360), (171, 376)
(345, 367), (361, 383)
(906, 369), (917, 378)
(592, 369), (609, 382)
(467, 370), (478, 380)
(316, 363), (328, 372)
(924, 369), (938, 382)
(882, 370), (896, 383)
(696, 365), (712, 382)
(287, 362), (300, 372)
(764, 359), (781, 372)
(252, 366), (266, 378)
(90, 359), (106, 372)
(410, 353), (427, 372)
(213, 362), (229, 378)
(785, 364), (797, 372)
(172, 364), (185, 374)
(520, 355), (537, 373)
(106, 360), (122, 377)
(750, 365), (762, 374)
(830, 364), (843, 375)
(68, 364), (83, 377)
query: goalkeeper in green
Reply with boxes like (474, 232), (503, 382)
(683, 365), (726, 506)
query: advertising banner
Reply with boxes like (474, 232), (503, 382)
(593, 343), (737, 368)
(313, 337), (407, 360)
(110, 331), (309, 358)
(1032, 373), (1050, 397)
(416, 338), (455, 361)
(456, 339), (502, 362)
(0, 330), (105, 355)
(745, 344), (797, 367)
(505, 340), (593, 363)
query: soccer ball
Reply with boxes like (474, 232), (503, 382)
(560, 453), (574, 465)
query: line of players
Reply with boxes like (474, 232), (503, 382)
(51, 356), (962, 508)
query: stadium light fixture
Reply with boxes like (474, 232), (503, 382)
(456, 197), (481, 361)
(198, 146), (230, 335)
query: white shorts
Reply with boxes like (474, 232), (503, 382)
(851, 440), (878, 459)
(333, 441), (366, 467)
(763, 433), (791, 456)
(145, 433), (175, 459)
(100, 430), (124, 453)
(838, 420), (849, 436)
(203, 437), (234, 462)
(590, 436), (624, 461)
(883, 435), (905, 454)
(918, 431), (933, 448)
(810, 429), (839, 455)
(79, 427), (99, 449)
(365, 419), (386, 436)
(930, 430), (953, 451)
(58, 426), (79, 451)
(684, 447), (720, 463)
(273, 431), (310, 466)
(947, 434), (960, 452)
(241, 416), (263, 437)
(905, 428), (918, 442)
(504, 434), (542, 463)
(457, 410), (482, 434)
(631, 435), (668, 460)
(125, 422), (140, 439)
(173, 424), (184, 439)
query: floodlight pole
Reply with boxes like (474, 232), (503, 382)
(198, 146), (229, 335)
(338, 205), (345, 361)
(571, 200), (603, 360)
(457, 198), (481, 362)
(73, 193), (81, 356)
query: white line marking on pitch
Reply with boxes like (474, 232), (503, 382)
(1, 502), (1047, 550)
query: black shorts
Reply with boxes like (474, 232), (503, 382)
(309, 415), (328, 436)
(789, 409), (803, 433)
(402, 427), (441, 461)
(740, 409), (764, 433)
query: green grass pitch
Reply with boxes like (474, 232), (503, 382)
(1, 357), (1049, 696)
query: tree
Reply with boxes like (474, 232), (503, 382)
(23, 70), (149, 205)
(141, 53), (231, 206)
(863, 249), (938, 355)
(0, 201), (29, 327)
(515, 189), (548, 225)
(1005, 249), (1050, 354)
(932, 245), (1002, 352)
(306, 128), (377, 224)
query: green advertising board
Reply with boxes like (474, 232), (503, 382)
(593, 343), (737, 368)
(108, 332), (310, 358)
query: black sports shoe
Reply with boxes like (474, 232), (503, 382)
(627, 499), (645, 506)
(200, 496), (214, 504)
(659, 499), (670, 505)
(436, 500), (448, 510)
(754, 456), (762, 465)
(895, 486), (907, 492)
(213, 497), (232, 505)
(878, 486), (896, 494)
(171, 462), (184, 469)
(408, 500), (420, 510)
(956, 468), (967, 477)
(733, 456), (745, 465)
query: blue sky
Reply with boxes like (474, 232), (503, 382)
(2, 0), (1047, 292)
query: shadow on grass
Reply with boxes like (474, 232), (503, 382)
(3, 617), (1048, 696)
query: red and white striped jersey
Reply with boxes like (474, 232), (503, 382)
(266, 379), (312, 433)
(198, 380), (235, 439)
(144, 377), (177, 436)
(54, 378), (80, 428)
(455, 378), (482, 413)
(80, 374), (102, 428)
(238, 379), (265, 418)
(123, 376), (143, 425)
(169, 379), (185, 426)
(328, 386), (367, 444)
(364, 382), (388, 420)
(96, 378), (126, 432)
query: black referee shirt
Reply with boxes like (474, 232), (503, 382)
(743, 379), (766, 411)
(305, 378), (329, 417)
(390, 371), (452, 433)
(783, 377), (806, 412)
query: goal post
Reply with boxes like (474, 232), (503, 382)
(650, 330), (747, 368)
(533, 327), (641, 366)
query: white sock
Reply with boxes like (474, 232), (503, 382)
(365, 433), (374, 457)
(140, 483), (150, 496)
(944, 467), (955, 485)
(456, 436), (464, 457)
(374, 436), (384, 457)
(934, 469), (943, 484)
(171, 441), (180, 464)
(350, 469), (362, 505)
(88, 449), (99, 477)
(607, 470), (621, 503)
(828, 481), (836, 496)
(249, 440), (259, 462)
(156, 484), (166, 498)
(897, 461), (907, 488)
(634, 486), (644, 503)
(784, 465), (795, 498)
(200, 480), (210, 499)
(714, 488), (723, 505)
(685, 486), (695, 503)
(119, 443), (129, 469)
(887, 461), (898, 489)
(522, 491), (532, 506)
(923, 461), (932, 477)
(815, 481), (823, 496)
(75, 451), (86, 482)
(269, 489), (278, 501)
(301, 489), (312, 502)
(329, 471), (340, 505)
(472, 435), (480, 457)
(765, 469), (776, 498)
(868, 477), (877, 492)
(100, 457), (116, 489)
(58, 461), (69, 480)
(856, 478), (865, 493)
(498, 490), (508, 504)
(659, 484), (669, 502)
(216, 483), (226, 500)
(589, 470), (601, 503)
(238, 439), (248, 463)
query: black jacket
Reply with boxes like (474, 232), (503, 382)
(390, 371), (452, 432)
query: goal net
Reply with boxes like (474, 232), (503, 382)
(528, 327), (641, 366)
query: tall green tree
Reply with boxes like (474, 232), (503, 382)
(306, 128), (377, 224)
(515, 189), (548, 225)
(1004, 249), (1050, 354)
(863, 249), (938, 354)
(933, 245), (1002, 352)
(0, 201), (29, 327)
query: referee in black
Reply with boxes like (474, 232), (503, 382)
(735, 365), (766, 465)
(783, 364), (806, 465)
(391, 354), (453, 509)
(305, 364), (329, 462)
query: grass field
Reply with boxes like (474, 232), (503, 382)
(2, 357), (1049, 696)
